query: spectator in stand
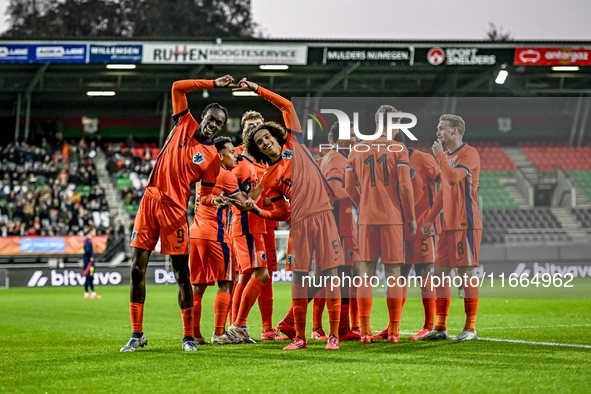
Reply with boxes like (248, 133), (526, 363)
(0, 140), (111, 237)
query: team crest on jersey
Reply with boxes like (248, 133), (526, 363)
(409, 167), (416, 179)
(193, 152), (205, 165)
(131, 231), (137, 241)
(261, 252), (267, 262)
(449, 157), (457, 168)
(287, 254), (294, 266)
(348, 250), (353, 260)
(282, 150), (293, 159)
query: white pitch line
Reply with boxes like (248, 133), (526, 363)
(478, 324), (591, 330)
(404, 324), (591, 331)
(478, 338), (591, 349)
(399, 330), (591, 349)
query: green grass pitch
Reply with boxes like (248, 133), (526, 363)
(1, 283), (590, 392)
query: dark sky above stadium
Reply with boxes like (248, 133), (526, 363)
(0, 0), (589, 39)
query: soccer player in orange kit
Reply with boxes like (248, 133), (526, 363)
(189, 136), (247, 345)
(236, 78), (343, 350)
(314, 123), (362, 341)
(226, 132), (270, 343)
(231, 111), (288, 341)
(373, 144), (442, 341)
(345, 105), (416, 344)
(121, 75), (234, 352)
(421, 114), (482, 341)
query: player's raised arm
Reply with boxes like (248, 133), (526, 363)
(172, 75), (235, 115)
(233, 78), (301, 133)
(432, 140), (478, 186)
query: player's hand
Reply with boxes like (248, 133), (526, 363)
(214, 75), (237, 88)
(432, 139), (444, 154)
(232, 78), (259, 92)
(408, 220), (417, 237)
(422, 222), (433, 236)
(213, 196), (230, 207)
(243, 198), (262, 214)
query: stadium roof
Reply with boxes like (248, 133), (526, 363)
(1, 39), (589, 137)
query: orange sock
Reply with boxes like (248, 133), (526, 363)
(232, 282), (245, 323)
(435, 283), (451, 331)
(402, 281), (408, 309)
(130, 302), (144, 333)
(464, 284), (479, 331)
(214, 291), (232, 336)
(358, 280), (373, 335)
(326, 287), (341, 337)
(421, 277), (435, 330)
(350, 286), (359, 328)
(292, 298), (308, 338)
(258, 278), (274, 332)
(284, 306), (295, 325)
(312, 295), (326, 330)
(181, 307), (193, 338)
(235, 278), (265, 327)
(192, 293), (203, 338)
(338, 302), (351, 336)
(386, 281), (403, 336)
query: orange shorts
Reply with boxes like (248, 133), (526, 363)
(263, 227), (278, 272)
(405, 236), (437, 265)
(189, 238), (234, 285)
(290, 210), (343, 272)
(341, 235), (359, 266)
(359, 224), (403, 264)
(130, 194), (188, 255)
(435, 230), (482, 268)
(233, 233), (267, 274)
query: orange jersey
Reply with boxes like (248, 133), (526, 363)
(407, 148), (441, 239)
(345, 137), (410, 225)
(256, 87), (332, 225)
(320, 149), (354, 237)
(145, 109), (221, 209)
(190, 167), (241, 242)
(427, 143), (482, 231)
(231, 155), (267, 235)
(235, 145), (245, 155)
(254, 161), (279, 228)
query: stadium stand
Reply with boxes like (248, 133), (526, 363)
(0, 140), (113, 238)
(104, 142), (154, 219)
(572, 208), (591, 228)
(482, 208), (567, 243)
(566, 171), (591, 200)
(519, 142), (591, 172)
(479, 171), (518, 209)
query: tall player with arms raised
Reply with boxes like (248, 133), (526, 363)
(240, 111), (288, 341)
(121, 75), (234, 352)
(422, 114), (482, 341)
(237, 79), (344, 350)
(345, 105), (417, 344)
